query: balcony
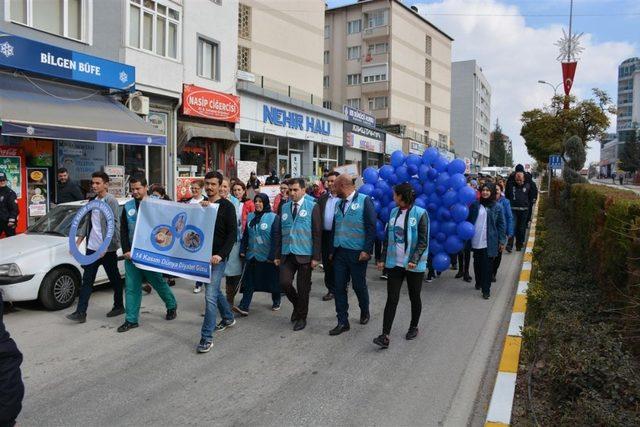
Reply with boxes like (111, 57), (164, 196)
(363, 25), (390, 40)
(363, 52), (389, 65)
(370, 108), (389, 120)
(361, 80), (390, 94)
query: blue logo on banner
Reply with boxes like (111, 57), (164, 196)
(0, 31), (135, 90)
(68, 200), (115, 266)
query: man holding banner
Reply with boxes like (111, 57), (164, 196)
(117, 176), (177, 333)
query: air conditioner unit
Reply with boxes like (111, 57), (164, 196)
(129, 94), (150, 116)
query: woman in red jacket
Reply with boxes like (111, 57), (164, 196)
(232, 181), (255, 231)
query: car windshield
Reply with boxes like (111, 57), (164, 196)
(28, 205), (84, 237)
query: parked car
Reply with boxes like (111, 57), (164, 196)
(0, 199), (128, 310)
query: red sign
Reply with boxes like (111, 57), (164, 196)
(561, 62), (577, 96)
(182, 84), (240, 123)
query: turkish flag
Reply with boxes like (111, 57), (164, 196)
(562, 62), (577, 96)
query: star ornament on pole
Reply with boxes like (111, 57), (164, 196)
(555, 29), (584, 107)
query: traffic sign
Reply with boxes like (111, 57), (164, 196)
(549, 155), (562, 169)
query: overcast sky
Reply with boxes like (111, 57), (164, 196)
(326, 0), (640, 166)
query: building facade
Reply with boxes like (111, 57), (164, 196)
(450, 60), (491, 169)
(323, 0), (453, 156)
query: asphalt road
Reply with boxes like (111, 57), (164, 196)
(5, 250), (522, 427)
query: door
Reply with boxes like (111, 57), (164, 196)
(290, 153), (301, 177)
(278, 156), (288, 177)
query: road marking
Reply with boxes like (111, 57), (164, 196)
(521, 262), (532, 270)
(508, 313), (525, 337)
(519, 270), (531, 282)
(486, 372), (517, 424)
(523, 252), (532, 262)
(525, 246), (533, 253)
(498, 336), (522, 372)
(517, 281), (528, 295)
(513, 295), (527, 313)
(526, 241), (534, 248)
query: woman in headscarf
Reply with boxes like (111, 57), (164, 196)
(236, 193), (282, 314)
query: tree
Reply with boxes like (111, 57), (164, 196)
(619, 127), (640, 174)
(520, 89), (612, 165)
(489, 120), (507, 166)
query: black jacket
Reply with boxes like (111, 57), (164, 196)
(120, 198), (141, 254)
(0, 292), (24, 426)
(56, 181), (84, 204)
(505, 181), (536, 209)
(212, 197), (237, 260)
(0, 187), (18, 222)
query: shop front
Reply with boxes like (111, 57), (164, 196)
(238, 92), (343, 179)
(176, 84), (239, 200)
(0, 31), (165, 233)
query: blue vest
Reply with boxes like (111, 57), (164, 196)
(333, 192), (368, 251)
(124, 198), (138, 245)
(247, 212), (276, 262)
(281, 197), (315, 256)
(385, 206), (429, 273)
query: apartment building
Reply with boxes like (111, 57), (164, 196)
(450, 60), (491, 168)
(324, 0), (453, 158)
(236, 0), (344, 177)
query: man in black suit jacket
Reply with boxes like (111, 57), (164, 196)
(317, 172), (340, 301)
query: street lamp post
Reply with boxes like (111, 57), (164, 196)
(537, 80), (563, 97)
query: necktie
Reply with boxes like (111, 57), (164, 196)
(292, 202), (298, 219)
(340, 200), (346, 214)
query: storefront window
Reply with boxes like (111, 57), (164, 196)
(118, 145), (146, 178)
(178, 139), (219, 177)
(314, 143), (339, 176)
(148, 146), (164, 185)
(240, 144), (276, 176)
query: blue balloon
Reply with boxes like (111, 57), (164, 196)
(436, 232), (447, 243)
(457, 221), (475, 240)
(359, 183), (374, 196)
(382, 193), (392, 206)
(428, 193), (441, 206)
(410, 178), (422, 195)
(415, 197), (426, 209)
(391, 150), (405, 168)
(450, 203), (469, 223)
(444, 235), (464, 255)
(430, 220), (440, 237)
(449, 173), (466, 190)
(434, 156), (448, 173)
(441, 221), (457, 236)
(407, 164), (419, 177)
(436, 172), (450, 188)
(422, 147), (439, 165)
(433, 253), (451, 272)
(427, 203), (438, 213)
(376, 179), (390, 193)
(442, 189), (458, 208)
(427, 167), (439, 180)
(373, 188), (384, 200)
(387, 201), (397, 212)
(423, 181), (436, 196)
(437, 206), (452, 222)
(363, 167), (379, 184)
(373, 199), (382, 213)
(435, 185), (447, 196)
(418, 164), (430, 181)
(388, 173), (399, 185)
(458, 186), (477, 205)
(430, 239), (444, 255)
(379, 164), (395, 180)
(379, 207), (390, 223)
(447, 158), (466, 175)
(395, 166), (410, 182)
(406, 153), (422, 168)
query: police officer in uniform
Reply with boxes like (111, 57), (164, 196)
(0, 172), (18, 238)
(117, 176), (177, 332)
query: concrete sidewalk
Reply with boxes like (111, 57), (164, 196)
(590, 178), (640, 195)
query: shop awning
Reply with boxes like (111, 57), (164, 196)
(178, 121), (238, 145)
(0, 71), (165, 146)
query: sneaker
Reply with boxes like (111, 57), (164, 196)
(117, 321), (138, 333)
(463, 276), (473, 283)
(322, 292), (334, 301)
(233, 306), (249, 316)
(106, 307), (125, 317)
(142, 284), (152, 294)
(482, 293), (490, 300)
(216, 318), (236, 331)
(168, 279), (176, 287)
(166, 308), (177, 320)
(380, 274), (388, 280)
(271, 304), (281, 311)
(425, 277), (433, 283)
(506, 247), (513, 253)
(373, 334), (390, 349)
(406, 327), (419, 340)
(455, 272), (464, 279)
(66, 311), (86, 323)
(193, 285), (202, 294)
(197, 339), (213, 353)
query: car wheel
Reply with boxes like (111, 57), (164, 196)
(39, 267), (80, 310)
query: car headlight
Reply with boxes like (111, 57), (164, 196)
(0, 263), (22, 277)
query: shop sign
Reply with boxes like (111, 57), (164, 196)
(343, 106), (376, 128)
(343, 122), (385, 153)
(0, 31), (135, 90)
(27, 168), (48, 220)
(104, 165), (126, 198)
(57, 141), (108, 182)
(182, 85), (240, 123)
(148, 111), (168, 136)
(385, 133), (403, 154)
(263, 105), (330, 135)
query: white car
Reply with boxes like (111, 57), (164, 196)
(0, 199), (128, 310)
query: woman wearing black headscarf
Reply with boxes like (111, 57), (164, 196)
(237, 193), (282, 314)
(467, 182), (506, 299)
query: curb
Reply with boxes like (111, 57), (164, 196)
(484, 204), (538, 426)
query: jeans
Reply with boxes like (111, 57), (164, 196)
(333, 248), (370, 325)
(382, 267), (424, 335)
(124, 260), (176, 324)
(200, 262), (234, 341)
(472, 248), (492, 295)
(76, 249), (123, 314)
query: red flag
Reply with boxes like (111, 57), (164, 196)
(562, 62), (577, 96)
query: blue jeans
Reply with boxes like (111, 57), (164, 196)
(333, 248), (370, 325)
(200, 262), (234, 341)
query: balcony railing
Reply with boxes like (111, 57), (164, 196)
(361, 80), (390, 94)
(237, 72), (323, 107)
(363, 25), (390, 40)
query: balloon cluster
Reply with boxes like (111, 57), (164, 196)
(360, 148), (477, 272)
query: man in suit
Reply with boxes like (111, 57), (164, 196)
(275, 178), (321, 331)
(317, 171), (340, 301)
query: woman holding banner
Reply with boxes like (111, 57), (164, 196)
(237, 193), (282, 314)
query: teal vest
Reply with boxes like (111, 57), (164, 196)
(385, 206), (430, 273)
(247, 212), (276, 262)
(281, 197), (315, 256)
(333, 193), (368, 251)
(124, 198), (138, 245)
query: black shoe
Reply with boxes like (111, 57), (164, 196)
(293, 319), (306, 331)
(360, 312), (370, 325)
(463, 276), (472, 283)
(290, 312), (298, 322)
(329, 323), (350, 336)
(475, 283), (481, 290)
(482, 293), (490, 300)
(166, 308), (177, 320)
(516, 246), (522, 252)
(322, 292), (334, 301)
(491, 276), (497, 283)
(142, 284), (152, 294)
(406, 327), (419, 340)
(455, 271), (464, 279)
(117, 321), (139, 333)
(168, 279), (176, 287)
(506, 247), (513, 253)
(373, 334), (390, 349)
(506, 245), (513, 252)
(66, 311), (86, 323)
(106, 307), (125, 317)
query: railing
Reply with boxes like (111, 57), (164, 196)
(241, 72), (323, 107)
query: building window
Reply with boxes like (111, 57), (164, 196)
(8, 0), (87, 41)
(347, 74), (361, 86)
(323, 101), (332, 109)
(367, 42), (388, 55)
(425, 83), (431, 102)
(238, 46), (250, 72)
(197, 37), (219, 80)
(347, 98), (361, 109)
(425, 58), (431, 79)
(128, 0), (181, 60)
(347, 46), (361, 61)
(363, 64), (387, 83)
(368, 96), (388, 110)
(347, 19), (362, 34)
(324, 50), (330, 64)
(324, 24), (331, 39)
(323, 75), (330, 88)
(425, 107), (431, 127)
(238, 3), (251, 39)
(365, 9), (388, 28)
(425, 35), (432, 55)
(211, 0), (222, 4)
(439, 134), (448, 147)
